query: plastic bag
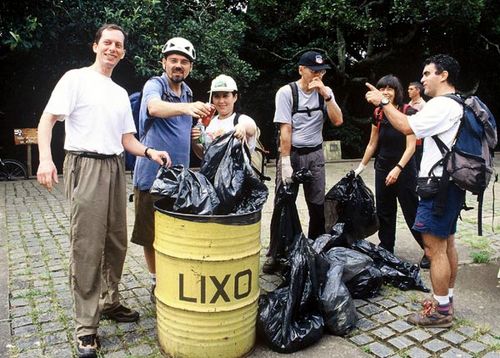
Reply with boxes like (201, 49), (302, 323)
(257, 234), (324, 353)
(267, 183), (303, 261)
(150, 165), (220, 215)
(324, 171), (379, 242)
(324, 247), (383, 299)
(351, 240), (430, 292)
(201, 132), (268, 215)
(320, 265), (358, 336)
(312, 223), (348, 254)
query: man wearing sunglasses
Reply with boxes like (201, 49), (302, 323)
(264, 51), (343, 273)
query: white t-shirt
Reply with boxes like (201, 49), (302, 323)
(408, 96), (462, 177)
(205, 113), (256, 151)
(44, 67), (135, 155)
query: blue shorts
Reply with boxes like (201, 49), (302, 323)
(413, 182), (465, 238)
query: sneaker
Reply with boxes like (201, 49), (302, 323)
(150, 284), (156, 304)
(420, 255), (431, 269)
(262, 257), (279, 274)
(101, 304), (140, 322)
(76, 334), (100, 358)
(407, 298), (453, 328)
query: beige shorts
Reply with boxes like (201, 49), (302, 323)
(131, 188), (162, 248)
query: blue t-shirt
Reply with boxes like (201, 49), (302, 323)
(133, 75), (193, 190)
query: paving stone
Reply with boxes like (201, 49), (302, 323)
(391, 295), (410, 304)
(389, 305), (412, 317)
(358, 303), (384, 316)
(388, 319), (413, 333)
(456, 326), (476, 337)
(372, 311), (397, 324)
(44, 331), (68, 345)
(103, 349), (131, 357)
(478, 333), (499, 346)
(423, 339), (450, 353)
(372, 327), (396, 340)
(387, 336), (414, 350)
(425, 327), (447, 335)
(350, 333), (374, 346)
(40, 321), (66, 333)
(356, 317), (379, 331)
(461, 340), (487, 354)
(129, 344), (154, 356)
(16, 348), (44, 357)
(482, 352), (500, 358)
(441, 330), (467, 344)
(11, 315), (33, 328)
(353, 299), (368, 308)
(406, 346), (431, 358)
(439, 347), (472, 358)
(13, 324), (37, 336)
(15, 335), (43, 351)
(406, 328), (432, 342)
(43, 343), (73, 357)
(376, 299), (398, 309)
(367, 342), (394, 358)
(367, 296), (385, 303)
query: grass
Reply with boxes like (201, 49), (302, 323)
(461, 235), (494, 263)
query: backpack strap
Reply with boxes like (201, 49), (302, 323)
(289, 82), (299, 116)
(233, 112), (241, 126)
(288, 81), (324, 117)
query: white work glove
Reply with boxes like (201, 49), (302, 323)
(354, 163), (366, 177)
(281, 155), (293, 184)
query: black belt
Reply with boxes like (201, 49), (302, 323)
(291, 144), (322, 155)
(67, 151), (117, 159)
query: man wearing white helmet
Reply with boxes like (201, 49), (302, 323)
(191, 74), (257, 158)
(131, 37), (212, 303)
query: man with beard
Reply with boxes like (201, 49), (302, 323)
(131, 37), (212, 303)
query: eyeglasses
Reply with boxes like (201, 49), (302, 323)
(309, 68), (326, 76)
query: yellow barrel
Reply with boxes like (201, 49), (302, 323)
(154, 200), (261, 358)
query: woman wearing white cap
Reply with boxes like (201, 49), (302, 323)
(192, 74), (257, 158)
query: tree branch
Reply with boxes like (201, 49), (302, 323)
(480, 35), (500, 55)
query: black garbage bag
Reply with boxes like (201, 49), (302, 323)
(201, 132), (268, 214)
(324, 171), (379, 243)
(320, 265), (358, 336)
(150, 165), (220, 215)
(351, 240), (430, 292)
(344, 266), (384, 299)
(324, 247), (383, 299)
(312, 223), (349, 254)
(257, 234), (324, 353)
(267, 183), (303, 261)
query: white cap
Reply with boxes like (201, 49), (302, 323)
(210, 74), (238, 92)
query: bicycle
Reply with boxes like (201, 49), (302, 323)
(0, 157), (28, 181)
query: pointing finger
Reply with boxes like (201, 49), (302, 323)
(365, 82), (377, 91)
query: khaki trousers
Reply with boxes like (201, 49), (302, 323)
(63, 153), (127, 337)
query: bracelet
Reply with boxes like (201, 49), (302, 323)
(396, 163), (404, 170)
(144, 147), (153, 160)
(325, 95), (333, 102)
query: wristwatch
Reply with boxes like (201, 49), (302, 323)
(380, 97), (390, 106)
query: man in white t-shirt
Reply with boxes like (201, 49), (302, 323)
(263, 51), (343, 274)
(365, 54), (464, 329)
(36, 24), (170, 358)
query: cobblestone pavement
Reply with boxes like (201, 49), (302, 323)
(1, 158), (499, 357)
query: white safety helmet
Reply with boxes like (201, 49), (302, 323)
(161, 37), (196, 61)
(210, 74), (238, 92)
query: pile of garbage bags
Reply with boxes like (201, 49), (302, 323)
(258, 173), (429, 353)
(151, 131), (268, 215)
